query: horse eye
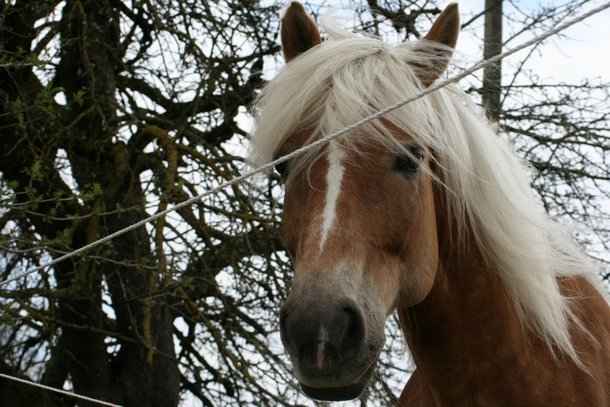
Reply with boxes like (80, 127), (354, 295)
(393, 145), (424, 176)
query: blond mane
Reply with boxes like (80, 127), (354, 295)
(250, 25), (601, 363)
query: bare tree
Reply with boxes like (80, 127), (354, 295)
(0, 1), (286, 405)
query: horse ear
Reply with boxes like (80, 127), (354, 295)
(281, 2), (321, 62)
(416, 3), (460, 87)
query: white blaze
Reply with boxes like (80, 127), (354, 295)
(316, 327), (330, 369)
(320, 142), (345, 252)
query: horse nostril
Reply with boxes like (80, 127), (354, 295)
(280, 298), (367, 375)
(341, 303), (365, 350)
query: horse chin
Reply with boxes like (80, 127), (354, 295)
(299, 365), (374, 402)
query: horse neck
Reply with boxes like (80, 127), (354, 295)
(397, 188), (531, 390)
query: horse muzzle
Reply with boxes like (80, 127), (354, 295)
(280, 281), (383, 401)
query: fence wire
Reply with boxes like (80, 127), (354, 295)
(0, 372), (122, 406)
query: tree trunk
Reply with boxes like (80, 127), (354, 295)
(482, 0), (503, 122)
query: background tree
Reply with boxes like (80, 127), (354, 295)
(0, 1), (608, 406)
(0, 1), (287, 405)
(482, 0), (503, 122)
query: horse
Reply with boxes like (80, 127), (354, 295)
(249, 2), (610, 405)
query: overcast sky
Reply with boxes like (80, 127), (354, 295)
(457, 0), (610, 83)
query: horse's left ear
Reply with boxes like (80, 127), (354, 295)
(416, 3), (460, 87)
(281, 2), (321, 63)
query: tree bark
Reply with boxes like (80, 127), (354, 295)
(482, 0), (503, 122)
